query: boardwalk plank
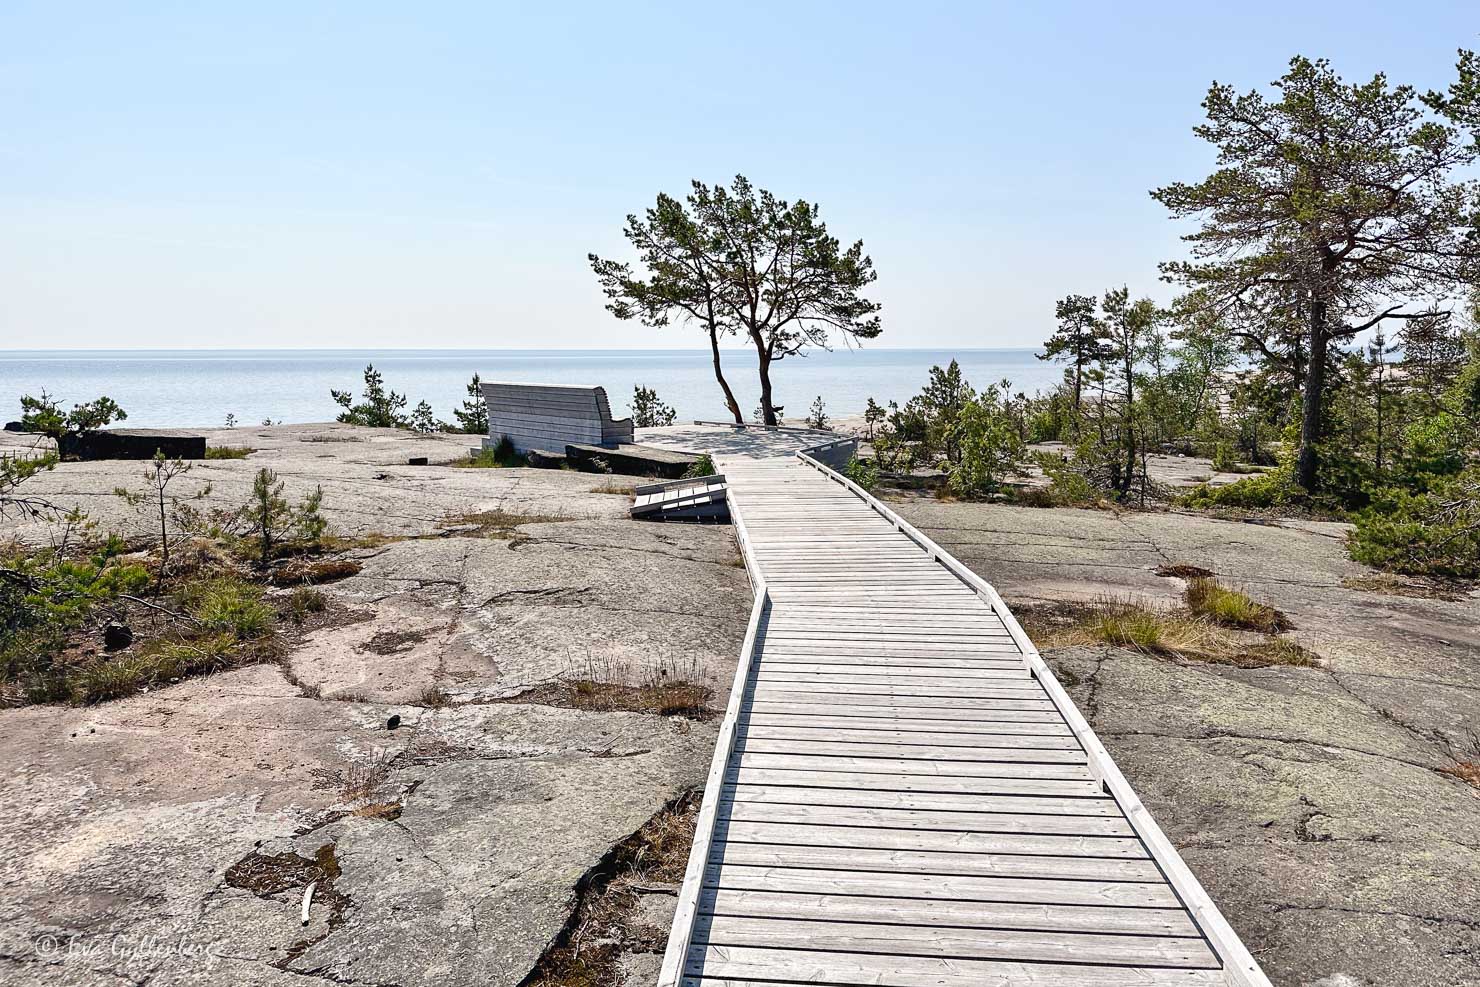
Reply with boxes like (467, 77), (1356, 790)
(660, 447), (1264, 987)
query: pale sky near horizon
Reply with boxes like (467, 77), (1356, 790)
(2, 2), (1476, 351)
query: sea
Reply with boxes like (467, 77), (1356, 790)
(0, 348), (1057, 429)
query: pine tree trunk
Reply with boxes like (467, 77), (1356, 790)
(754, 334), (778, 426)
(708, 324), (743, 424)
(1295, 297), (1328, 492)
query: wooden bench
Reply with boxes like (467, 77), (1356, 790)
(480, 382), (634, 453)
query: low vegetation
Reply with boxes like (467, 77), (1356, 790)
(330, 364), (488, 435)
(204, 445), (254, 459)
(440, 509), (574, 540)
(1184, 577), (1291, 632)
(507, 655), (714, 718)
(682, 453), (716, 479)
(629, 385), (676, 428)
(1, 429), (366, 707)
(1023, 594), (1318, 670)
(457, 435), (526, 468)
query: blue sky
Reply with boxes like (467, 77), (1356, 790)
(2, 1), (1475, 350)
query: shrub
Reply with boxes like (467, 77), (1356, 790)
(331, 364), (409, 428)
(20, 391), (127, 441)
(1, 534), (151, 703)
(1030, 453), (1099, 507)
(294, 485), (328, 549)
(947, 383), (1030, 497)
(188, 578), (274, 639)
(204, 446), (254, 460)
(1181, 464), (1299, 510)
(452, 373), (489, 434)
(1211, 444), (1239, 473)
(806, 396), (829, 430)
(683, 454), (716, 479)
(843, 456), (879, 491)
(408, 400), (440, 434)
(630, 385), (677, 428)
(1349, 467), (1480, 578)
(244, 468), (290, 562)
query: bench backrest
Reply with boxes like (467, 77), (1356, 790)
(481, 381), (634, 452)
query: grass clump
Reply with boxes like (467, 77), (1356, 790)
(1025, 596), (1318, 669)
(1093, 605), (1168, 651)
(416, 683), (451, 708)
(204, 446), (254, 460)
(186, 577), (274, 639)
(74, 633), (238, 703)
(1184, 577), (1291, 632)
(286, 586), (327, 624)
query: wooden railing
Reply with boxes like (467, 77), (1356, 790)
(792, 442), (1272, 987)
(654, 463), (767, 987)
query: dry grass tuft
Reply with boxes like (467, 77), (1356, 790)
(269, 558), (363, 586)
(1341, 573), (1470, 601)
(360, 628), (431, 655)
(1027, 596), (1319, 669)
(505, 654), (715, 718)
(590, 480), (638, 496)
(1217, 638), (1322, 669)
(1439, 761), (1480, 788)
(415, 683), (451, 708)
(341, 751), (393, 803)
(441, 509), (575, 539)
(1185, 577), (1292, 632)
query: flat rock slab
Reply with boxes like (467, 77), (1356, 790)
(1047, 646), (1480, 987)
(0, 428), (747, 986)
(0, 667), (716, 987)
(4, 422), (644, 544)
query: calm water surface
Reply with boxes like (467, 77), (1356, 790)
(0, 349), (1057, 429)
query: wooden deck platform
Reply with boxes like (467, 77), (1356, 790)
(660, 436), (1270, 987)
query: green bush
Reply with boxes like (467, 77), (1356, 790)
(947, 384), (1029, 497)
(1, 535), (150, 703)
(1349, 468), (1480, 578)
(204, 446), (253, 460)
(843, 456), (879, 491)
(683, 454), (716, 479)
(1181, 464), (1299, 509)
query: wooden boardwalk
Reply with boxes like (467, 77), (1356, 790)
(659, 439), (1270, 987)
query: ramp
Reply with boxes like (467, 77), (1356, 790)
(630, 474), (729, 522)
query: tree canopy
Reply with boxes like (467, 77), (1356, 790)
(1151, 55), (1480, 490)
(592, 176), (881, 425)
